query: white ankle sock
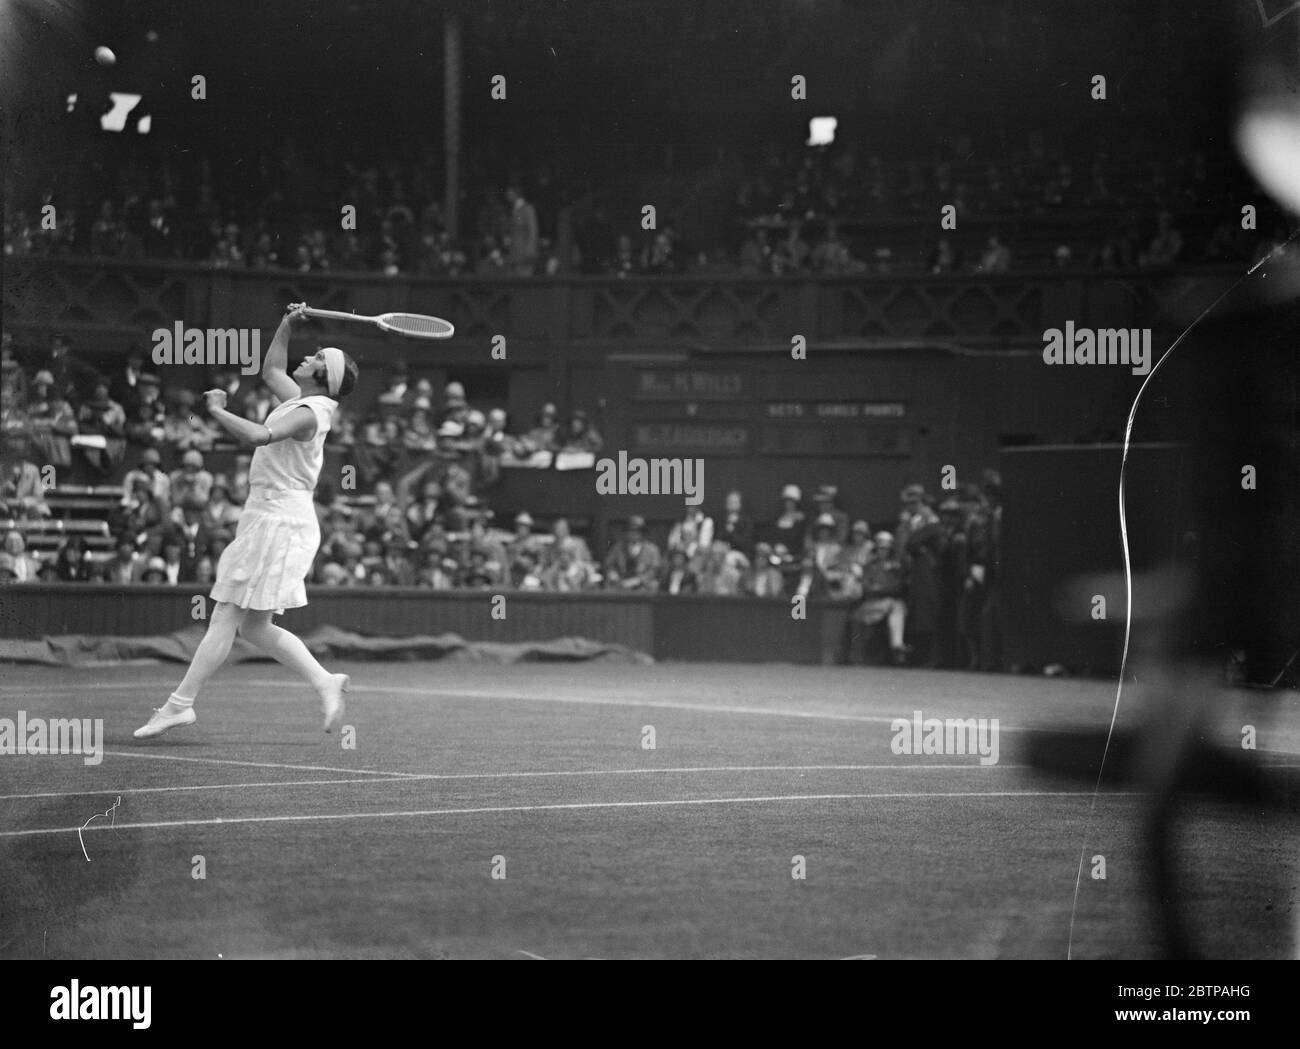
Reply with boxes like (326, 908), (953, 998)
(162, 692), (194, 715)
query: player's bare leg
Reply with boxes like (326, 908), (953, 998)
(239, 610), (349, 731)
(134, 601), (248, 738)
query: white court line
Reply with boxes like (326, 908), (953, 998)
(100, 750), (423, 778)
(244, 680), (1014, 729)
(0, 763), (1030, 802)
(0, 790), (1144, 839)
(1, 677), (1029, 729)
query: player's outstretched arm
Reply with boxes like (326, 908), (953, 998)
(261, 303), (309, 403)
(204, 389), (316, 447)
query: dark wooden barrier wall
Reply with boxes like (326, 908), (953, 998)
(0, 586), (846, 665)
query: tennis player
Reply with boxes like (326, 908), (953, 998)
(135, 303), (358, 738)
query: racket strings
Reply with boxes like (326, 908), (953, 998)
(382, 313), (455, 338)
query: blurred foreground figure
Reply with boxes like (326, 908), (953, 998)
(1031, 5), (1300, 958)
(1136, 7), (1300, 958)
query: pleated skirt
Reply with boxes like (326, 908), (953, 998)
(210, 487), (319, 613)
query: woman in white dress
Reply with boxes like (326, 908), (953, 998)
(135, 304), (358, 738)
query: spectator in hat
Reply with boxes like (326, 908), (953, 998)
(26, 370), (77, 469)
(798, 513), (852, 599)
(483, 408), (518, 460)
(110, 349), (155, 410)
(1, 434), (51, 520)
(45, 332), (103, 402)
(846, 531), (908, 665)
(164, 388), (219, 453)
(667, 506), (715, 567)
(560, 409), (603, 455)
(104, 539), (140, 585)
(138, 555), (169, 584)
(76, 381), (127, 476)
(156, 536), (193, 585)
(717, 489), (755, 558)
(746, 541), (785, 598)
(170, 498), (217, 566)
(460, 545), (500, 589)
(439, 381), (469, 426)
(540, 540), (601, 592)
(381, 539), (416, 587)
(404, 400), (439, 453)
(465, 516), (507, 573)
(543, 516), (593, 570)
(201, 480), (242, 540)
(697, 538), (749, 596)
(372, 497), (409, 546)
(508, 511), (541, 565)
(3, 529), (42, 583)
(603, 515), (661, 591)
(193, 555), (216, 585)
(413, 550), (458, 589)
(170, 449), (214, 507)
(895, 483), (938, 555)
(767, 483), (806, 551)
(122, 447), (172, 508)
(435, 416), (465, 448)
(841, 520), (874, 572)
(897, 484), (945, 667)
(806, 484), (849, 549)
(405, 479), (444, 543)
(124, 372), (167, 449)
(659, 547), (699, 596)
(509, 548), (545, 590)
(113, 475), (167, 543)
(520, 403), (560, 457)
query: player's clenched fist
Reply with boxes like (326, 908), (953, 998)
(203, 388), (228, 412)
(285, 302), (310, 325)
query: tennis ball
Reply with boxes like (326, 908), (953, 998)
(94, 46), (116, 66)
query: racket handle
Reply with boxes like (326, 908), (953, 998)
(300, 307), (372, 322)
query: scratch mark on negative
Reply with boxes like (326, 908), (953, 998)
(78, 796), (122, 862)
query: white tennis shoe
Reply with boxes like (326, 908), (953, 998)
(133, 706), (197, 739)
(320, 673), (350, 733)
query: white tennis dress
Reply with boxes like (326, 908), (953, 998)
(210, 394), (335, 613)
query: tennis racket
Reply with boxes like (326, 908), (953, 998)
(300, 306), (454, 339)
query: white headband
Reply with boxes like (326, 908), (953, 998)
(320, 347), (346, 397)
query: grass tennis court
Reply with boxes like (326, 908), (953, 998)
(1, 661), (1296, 959)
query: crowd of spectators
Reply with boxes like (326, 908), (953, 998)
(2, 332), (1005, 667)
(2, 333), (1006, 669)
(596, 475), (1005, 669)
(7, 131), (1281, 280)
